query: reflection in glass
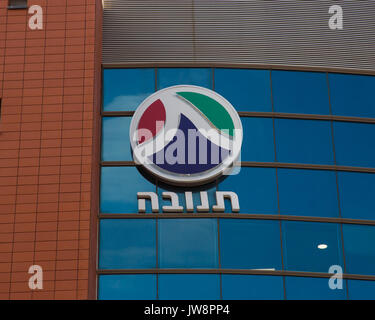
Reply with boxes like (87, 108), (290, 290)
(329, 73), (375, 118)
(101, 117), (132, 161)
(218, 167), (278, 214)
(158, 219), (218, 268)
(272, 70), (330, 115)
(100, 167), (156, 213)
(103, 68), (155, 111)
(222, 275), (284, 300)
(342, 224), (375, 275)
(99, 219), (156, 269)
(241, 117), (275, 162)
(157, 185), (216, 213)
(220, 219), (282, 270)
(275, 119), (334, 165)
(278, 169), (339, 218)
(282, 221), (343, 272)
(348, 280), (375, 300)
(98, 275), (156, 300)
(333, 122), (375, 168)
(285, 276), (346, 300)
(338, 172), (375, 220)
(158, 274), (220, 300)
(214, 68), (272, 112)
(157, 68), (212, 89)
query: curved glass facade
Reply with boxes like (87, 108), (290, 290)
(98, 67), (375, 300)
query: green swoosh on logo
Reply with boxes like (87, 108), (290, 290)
(176, 91), (235, 137)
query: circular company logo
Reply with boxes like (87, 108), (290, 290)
(129, 85), (243, 186)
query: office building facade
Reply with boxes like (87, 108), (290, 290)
(1, 0), (375, 300)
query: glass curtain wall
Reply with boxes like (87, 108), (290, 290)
(98, 68), (375, 300)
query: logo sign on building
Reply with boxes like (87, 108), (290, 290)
(129, 85), (243, 186)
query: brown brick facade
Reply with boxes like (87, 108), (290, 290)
(0, 0), (101, 299)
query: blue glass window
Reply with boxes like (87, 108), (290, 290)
(333, 122), (375, 168)
(282, 221), (343, 273)
(158, 219), (218, 269)
(191, 187), (217, 212)
(222, 275), (284, 300)
(99, 219), (156, 269)
(103, 68), (155, 111)
(220, 219), (282, 270)
(272, 71), (330, 115)
(214, 68), (272, 112)
(285, 276), (346, 300)
(98, 275), (156, 300)
(278, 169), (339, 218)
(158, 185), (216, 213)
(100, 166), (156, 213)
(218, 167), (278, 214)
(329, 73), (375, 118)
(342, 224), (375, 275)
(157, 186), (187, 214)
(241, 117), (275, 162)
(157, 68), (212, 89)
(348, 280), (375, 300)
(338, 172), (375, 220)
(275, 119), (334, 165)
(101, 117), (132, 161)
(158, 274), (220, 300)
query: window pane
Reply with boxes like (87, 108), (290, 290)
(275, 119), (334, 165)
(282, 221), (343, 273)
(220, 219), (282, 270)
(333, 122), (375, 168)
(338, 172), (375, 220)
(99, 219), (156, 269)
(285, 276), (346, 300)
(342, 224), (375, 275)
(222, 275), (284, 300)
(278, 169), (339, 218)
(157, 68), (212, 89)
(241, 117), (275, 162)
(98, 275), (156, 300)
(103, 68), (155, 111)
(8, 0), (28, 8)
(100, 167), (156, 213)
(218, 167), (278, 214)
(158, 184), (216, 213)
(158, 219), (218, 268)
(158, 274), (220, 300)
(329, 73), (375, 118)
(101, 117), (132, 161)
(348, 280), (375, 300)
(214, 68), (272, 112)
(272, 71), (330, 115)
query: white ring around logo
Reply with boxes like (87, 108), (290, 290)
(129, 85), (243, 186)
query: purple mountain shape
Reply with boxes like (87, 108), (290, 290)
(150, 114), (231, 174)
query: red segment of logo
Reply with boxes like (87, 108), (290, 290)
(137, 99), (166, 144)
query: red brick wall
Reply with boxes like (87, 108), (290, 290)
(0, 0), (101, 299)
